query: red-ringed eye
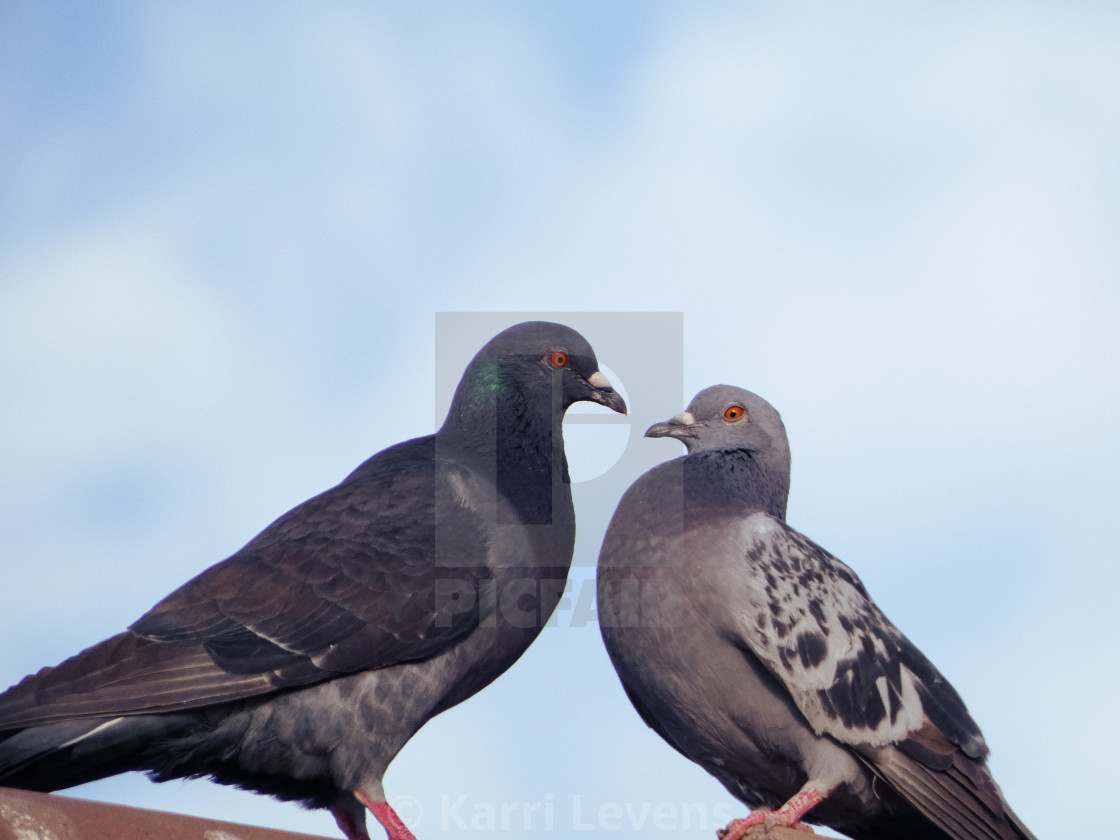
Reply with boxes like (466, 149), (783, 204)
(548, 351), (569, 369)
(723, 405), (746, 422)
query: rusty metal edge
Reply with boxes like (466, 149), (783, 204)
(0, 786), (336, 840)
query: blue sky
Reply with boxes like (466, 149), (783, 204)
(2, 3), (1118, 838)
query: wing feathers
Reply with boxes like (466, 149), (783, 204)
(721, 513), (968, 749)
(0, 633), (274, 729)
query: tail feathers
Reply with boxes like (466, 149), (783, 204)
(861, 742), (1036, 840)
(0, 715), (182, 792)
(1004, 801), (1039, 840)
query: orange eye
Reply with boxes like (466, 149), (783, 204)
(723, 405), (746, 422)
(548, 351), (569, 368)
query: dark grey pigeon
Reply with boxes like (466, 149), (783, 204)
(0, 320), (625, 840)
(597, 385), (1035, 840)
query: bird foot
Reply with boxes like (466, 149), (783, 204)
(718, 813), (815, 839)
(718, 789), (824, 840)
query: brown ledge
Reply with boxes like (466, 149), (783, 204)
(0, 787), (847, 840)
(0, 786), (335, 840)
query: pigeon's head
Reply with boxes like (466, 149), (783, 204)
(646, 385), (790, 465)
(444, 321), (627, 432)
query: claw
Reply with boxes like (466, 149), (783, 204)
(718, 788), (824, 839)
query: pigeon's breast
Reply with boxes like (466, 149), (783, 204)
(599, 511), (876, 810)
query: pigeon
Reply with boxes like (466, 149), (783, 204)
(597, 385), (1035, 840)
(0, 320), (626, 840)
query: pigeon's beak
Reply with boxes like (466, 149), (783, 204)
(585, 371), (627, 414)
(645, 411), (697, 440)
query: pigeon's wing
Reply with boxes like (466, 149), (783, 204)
(0, 439), (495, 729)
(133, 441), (494, 673)
(713, 513), (1038, 839)
(712, 512), (982, 753)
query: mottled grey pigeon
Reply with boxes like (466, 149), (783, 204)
(0, 320), (625, 840)
(597, 385), (1035, 840)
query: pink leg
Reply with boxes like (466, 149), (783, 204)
(354, 790), (419, 840)
(719, 788), (825, 839)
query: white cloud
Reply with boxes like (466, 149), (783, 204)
(0, 223), (239, 472)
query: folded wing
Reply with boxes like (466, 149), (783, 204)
(0, 440), (492, 730)
(718, 513), (1035, 840)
